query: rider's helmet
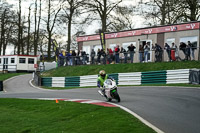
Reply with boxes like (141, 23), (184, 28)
(99, 70), (106, 79)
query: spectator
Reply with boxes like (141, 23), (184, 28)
(164, 43), (171, 61)
(91, 49), (96, 64)
(97, 49), (101, 64)
(121, 47), (128, 63)
(128, 44), (136, 63)
(59, 51), (65, 66)
(185, 44), (191, 60)
(188, 41), (196, 60)
(179, 42), (187, 60)
(139, 44), (144, 63)
(154, 43), (163, 62)
(115, 45), (120, 64)
(77, 50), (81, 65)
(174, 45), (182, 61)
(109, 48), (114, 64)
(144, 42), (150, 62)
(170, 43), (176, 61)
(101, 49), (106, 64)
(72, 50), (76, 65)
(81, 51), (87, 65)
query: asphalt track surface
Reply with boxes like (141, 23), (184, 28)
(1, 74), (200, 133)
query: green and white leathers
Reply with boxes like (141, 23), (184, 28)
(97, 74), (108, 88)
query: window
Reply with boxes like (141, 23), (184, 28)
(28, 58), (34, 64)
(179, 36), (198, 47)
(11, 58), (15, 63)
(166, 38), (175, 47)
(19, 58), (26, 63)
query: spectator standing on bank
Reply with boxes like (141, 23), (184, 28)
(139, 44), (144, 63)
(81, 51), (87, 65)
(144, 42), (150, 62)
(101, 49), (106, 64)
(179, 42), (187, 60)
(121, 47), (128, 63)
(109, 48), (114, 64)
(164, 43), (171, 61)
(115, 45), (120, 63)
(72, 50), (76, 65)
(59, 51), (65, 66)
(185, 43), (191, 60)
(154, 43), (163, 62)
(128, 44), (136, 63)
(97, 49), (101, 64)
(174, 45), (182, 61)
(67, 51), (73, 66)
(188, 41), (196, 60)
(91, 49), (96, 64)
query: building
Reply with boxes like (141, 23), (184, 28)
(77, 21), (200, 62)
(0, 55), (38, 72)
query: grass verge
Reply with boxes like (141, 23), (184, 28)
(0, 98), (155, 133)
(41, 60), (200, 77)
(0, 73), (26, 81)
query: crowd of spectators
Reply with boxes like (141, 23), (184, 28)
(56, 41), (197, 67)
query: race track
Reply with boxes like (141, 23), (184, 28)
(0, 74), (200, 133)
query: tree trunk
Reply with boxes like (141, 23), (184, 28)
(67, 16), (72, 52)
(35, 0), (42, 56)
(17, 0), (22, 55)
(27, 6), (31, 55)
(34, 0), (38, 56)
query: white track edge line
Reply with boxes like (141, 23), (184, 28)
(108, 102), (165, 133)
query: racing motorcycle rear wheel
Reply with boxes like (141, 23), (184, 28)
(113, 91), (120, 102)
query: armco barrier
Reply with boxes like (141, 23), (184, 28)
(166, 69), (190, 84)
(141, 70), (167, 84)
(40, 69), (197, 88)
(118, 72), (141, 85)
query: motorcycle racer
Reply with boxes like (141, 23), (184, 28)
(97, 70), (113, 97)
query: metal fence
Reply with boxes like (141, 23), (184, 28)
(55, 47), (199, 67)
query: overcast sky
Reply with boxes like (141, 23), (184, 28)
(1, 0), (148, 54)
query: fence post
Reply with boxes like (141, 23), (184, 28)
(33, 72), (41, 86)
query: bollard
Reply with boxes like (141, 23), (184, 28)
(0, 81), (3, 91)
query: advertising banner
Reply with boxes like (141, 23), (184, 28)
(99, 30), (106, 51)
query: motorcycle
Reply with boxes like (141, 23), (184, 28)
(98, 79), (121, 102)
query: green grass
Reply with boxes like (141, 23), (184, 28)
(0, 73), (26, 81)
(0, 98), (155, 133)
(41, 60), (200, 77)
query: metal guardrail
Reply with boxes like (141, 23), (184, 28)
(38, 69), (195, 88)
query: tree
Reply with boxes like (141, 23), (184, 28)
(138, 0), (182, 26)
(108, 5), (135, 31)
(17, 0), (22, 55)
(0, 2), (16, 55)
(85, 0), (123, 32)
(61, 0), (85, 52)
(44, 0), (62, 59)
(181, 0), (200, 21)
